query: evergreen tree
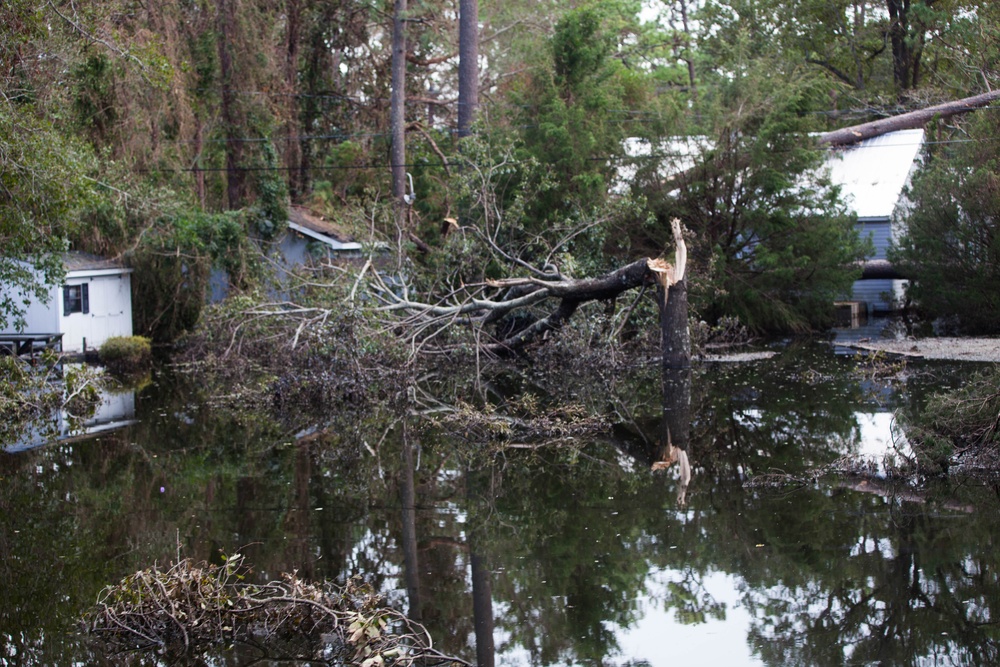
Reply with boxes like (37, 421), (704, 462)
(891, 111), (1000, 333)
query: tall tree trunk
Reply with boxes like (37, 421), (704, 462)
(679, 0), (696, 99)
(458, 0), (478, 137)
(284, 0), (303, 198)
(886, 0), (929, 92)
(390, 0), (408, 229)
(216, 0), (245, 209)
(193, 119), (206, 209)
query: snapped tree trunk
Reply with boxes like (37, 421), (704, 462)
(377, 220), (692, 362)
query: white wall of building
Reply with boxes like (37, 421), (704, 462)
(59, 272), (133, 353)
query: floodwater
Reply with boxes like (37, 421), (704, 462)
(2, 342), (999, 666)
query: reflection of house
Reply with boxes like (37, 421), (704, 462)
(3, 381), (137, 453)
(825, 129), (924, 313)
(0, 253), (133, 354)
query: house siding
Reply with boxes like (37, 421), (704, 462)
(856, 219), (893, 261)
(851, 278), (907, 313)
(60, 273), (133, 353)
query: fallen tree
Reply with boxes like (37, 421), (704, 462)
(372, 220), (690, 356)
(817, 89), (1000, 146)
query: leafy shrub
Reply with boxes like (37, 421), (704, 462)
(99, 335), (152, 374)
(902, 366), (1000, 474)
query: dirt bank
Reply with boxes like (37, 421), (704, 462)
(843, 337), (1000, 362)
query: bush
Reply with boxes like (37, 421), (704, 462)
(99, 335), (152, 374)
(902, 366), (1000, 474)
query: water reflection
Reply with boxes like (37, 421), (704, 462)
(3, 365), (137, 453)
(1, 347), (999, 666)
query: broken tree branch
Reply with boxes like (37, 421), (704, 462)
(818, 89), (1000, 146)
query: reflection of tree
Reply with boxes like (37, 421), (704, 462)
(741, 496), (1000, 666)
(5, 348), (1000, 666)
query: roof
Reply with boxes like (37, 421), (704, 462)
(63, 252), (131, 276)
(617, 129), (925, 220)
(824, 129), (924, 220)
(287, 206), (362, 250)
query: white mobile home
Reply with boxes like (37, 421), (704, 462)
(824, 128), (925, 312)
(619, 129), (926, 314)
(0, 252), (133, 354)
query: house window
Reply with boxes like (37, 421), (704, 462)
(63, 283), (89, 316)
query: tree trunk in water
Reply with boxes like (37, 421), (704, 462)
(470, 551), (495, 667)
(400, 424), (422, 621)
(390, 0), (408, 230)
(458, 0), (478, 137)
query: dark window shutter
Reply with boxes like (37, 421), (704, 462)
(63, 286), (72, 316)
(82, 283), (90, 314)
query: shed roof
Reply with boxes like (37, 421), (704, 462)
(63, 251), (131, 275)
(287, 206), (361, 250)
(824, 129), (924, 220)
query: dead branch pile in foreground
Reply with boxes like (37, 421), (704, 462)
(86, 554), (468, 666)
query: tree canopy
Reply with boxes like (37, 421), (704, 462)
(1, 0), (999, 339)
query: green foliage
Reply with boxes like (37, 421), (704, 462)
(131, 208), (259, 342)
(891, 112), (1000, 333)
(99, 336), (153, 374)
(72, 54), (119, 146)
(694, 0), (977, 103)
(901, 366), (1000, 473)
(511, 3), (661, 252)
(644, 64), (867, 332)
(0, 102), (98, 331)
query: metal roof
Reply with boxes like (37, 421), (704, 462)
(824, 129), (924, 220)
(63, 251), (131, 275)
(287, 206), (361, 250)
(617, 129), (925, 220)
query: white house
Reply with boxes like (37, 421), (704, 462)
(619, 129), (926, 314)
(0, 252), (134, 354)
(825, 128), (925, 312)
